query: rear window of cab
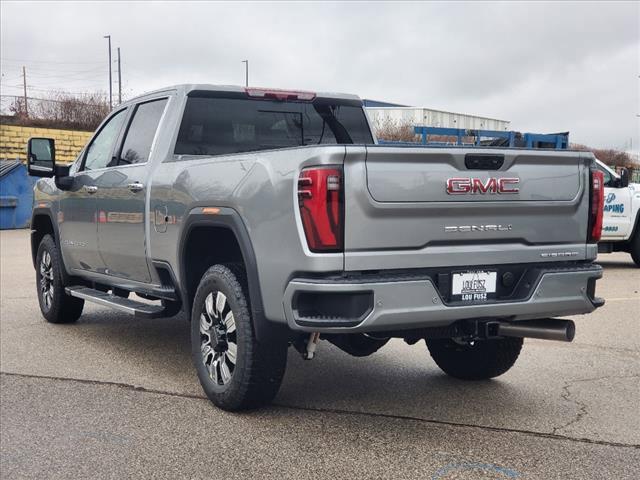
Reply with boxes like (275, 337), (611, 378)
(175, 94), (373, 156)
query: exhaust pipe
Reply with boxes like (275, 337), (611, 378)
(495, 319), (575, 342)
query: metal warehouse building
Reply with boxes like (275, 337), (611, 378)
(363, 99), (510, 131)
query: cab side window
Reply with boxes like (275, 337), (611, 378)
(597, 165), (614, 187)
(83, 109), (128, 171)
(118, 98), (168, 165)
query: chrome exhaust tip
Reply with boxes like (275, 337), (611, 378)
(496, 319), (575, 342)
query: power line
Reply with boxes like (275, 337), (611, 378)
(1, 58), (104, 65)
(1, 84), (108, 95)
(27, 86), (107, 93)
(1, 93), (107, 103)
(0, 65), (107, 76)
(21, 72), (108, 81)
(23, 68), (107, 77)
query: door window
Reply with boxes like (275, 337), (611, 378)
(596, 164), (614, 187)
(83, 109), (128, 171)
(118, 98), (168, 165)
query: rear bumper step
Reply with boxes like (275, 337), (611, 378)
(283, 265), (603, 333)
(65, 286), (166, 319)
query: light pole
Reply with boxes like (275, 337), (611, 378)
(242, 60), (248, 87)
(104, 35), (112, 109)
(117, 47), (122, 104)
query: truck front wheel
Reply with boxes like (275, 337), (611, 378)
(426, 337), (523, 380)
(191, 264), (288, 411)
(35, 234), (84, 324)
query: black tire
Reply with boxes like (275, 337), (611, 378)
(426, 337), (523, 380)
(630, 229), (640, 267)
(35, 234), (84, 324)
(191, 264), (287, 411)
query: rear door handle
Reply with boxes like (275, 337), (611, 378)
(127, 182), (144, 193)
(83, 185), (98, 194)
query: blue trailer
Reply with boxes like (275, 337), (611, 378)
(379, 126), (570, 149)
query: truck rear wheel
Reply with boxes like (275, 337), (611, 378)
(35, 234), (84, 324)
(191, 264), (288, 411)
(426, 337), (523, 380)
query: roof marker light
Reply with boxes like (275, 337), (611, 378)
(245, 87), (316, 101)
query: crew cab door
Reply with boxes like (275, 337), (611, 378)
(95, 97), (168, 283)
(59, 108), (129, 275)
(597, 162), (632, 239)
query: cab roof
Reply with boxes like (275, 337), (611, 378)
(121, 84), (362, 106)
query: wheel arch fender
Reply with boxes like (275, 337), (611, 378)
(629, 207), (640, 242)
(178, 207), (287, 342)
(30, 207), (77, 286)
(30, 208), (58, 267)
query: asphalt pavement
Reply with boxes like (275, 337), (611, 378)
(1, 228), (639, 479)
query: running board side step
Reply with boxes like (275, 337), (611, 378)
(65, 286), (166, 319)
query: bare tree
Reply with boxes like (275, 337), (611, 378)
(373, 118), (419, 142)
(571, 143), (636, 167)
(9, 91), (110, 131)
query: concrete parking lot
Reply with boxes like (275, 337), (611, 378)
(1, 228), (639, 479)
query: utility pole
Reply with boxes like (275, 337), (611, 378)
(104, 35), (112, 109)
(242, 60), (248, 87)
(22, 66), (28, 117)
(117, 47), (122, 104)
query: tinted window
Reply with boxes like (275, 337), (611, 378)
(175, 96), (373, 156)
(119, 98), (168, 165)
(84, 109), (127, 170)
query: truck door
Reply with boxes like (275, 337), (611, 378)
(599, 165), (632, 239)
(95, 98), (168, 283)
(59, 108), (129, 275)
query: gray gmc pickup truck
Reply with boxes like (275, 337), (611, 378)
(27, 84), (605, 410)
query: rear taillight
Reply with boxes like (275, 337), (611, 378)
(297, 167), (343, 252)
(588, 169), (604, 242)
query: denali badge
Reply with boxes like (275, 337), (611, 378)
(446, 177), (520, 194)
(445, 224), (513, 233)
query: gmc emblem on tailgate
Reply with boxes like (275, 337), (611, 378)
(446, 177), (520, 194)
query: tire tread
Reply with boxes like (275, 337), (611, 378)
(36, 235), (84, 324)
(191, 264), (287, 411)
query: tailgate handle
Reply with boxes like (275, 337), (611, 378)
(465, 154), (504, 170)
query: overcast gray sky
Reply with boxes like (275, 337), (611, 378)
(1, 1), (638, 151)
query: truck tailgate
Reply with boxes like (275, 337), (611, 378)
(343, 146), (591, 271)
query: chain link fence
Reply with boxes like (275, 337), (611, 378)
(0, 94), (109, 131)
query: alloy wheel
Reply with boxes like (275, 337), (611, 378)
(39, 251), (54, 310)
(200, 291), (237, 385)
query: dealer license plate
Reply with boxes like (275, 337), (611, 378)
(451, 271), (497, 302)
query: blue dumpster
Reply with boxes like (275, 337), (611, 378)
(0, 160), (36, 229)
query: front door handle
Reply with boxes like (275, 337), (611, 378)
(127, 182), (144, 193)
(83, 185), (98, 194)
